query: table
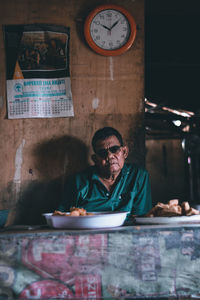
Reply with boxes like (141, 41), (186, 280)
(0, 224), (200, 299)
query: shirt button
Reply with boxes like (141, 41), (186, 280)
(106, 193), (109, 197)
(119, 195), (121, 199)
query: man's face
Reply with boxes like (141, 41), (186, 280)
(93, 135), (128, 177)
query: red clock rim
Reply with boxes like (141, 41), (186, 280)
(84, 4), (137, 56)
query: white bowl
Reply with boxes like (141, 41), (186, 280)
(43, 211), (128, 229)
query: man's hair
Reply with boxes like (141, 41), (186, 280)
(92, 127), (124, 152)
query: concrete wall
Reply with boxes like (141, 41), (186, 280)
(0, 0), (145, 224)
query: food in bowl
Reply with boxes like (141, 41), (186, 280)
(53, 207), (94, 217)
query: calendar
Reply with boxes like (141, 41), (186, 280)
(7, 78), (74, 119)
(4, 24), (74, 119)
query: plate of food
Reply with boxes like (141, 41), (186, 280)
(135, 215), (200, 225)
(43, 207), (128, 229)
(135, 199), (200, 225)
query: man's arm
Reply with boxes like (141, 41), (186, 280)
(132, 170), (152, 216)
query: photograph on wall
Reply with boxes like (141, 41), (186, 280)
(4, 24), (74, 119)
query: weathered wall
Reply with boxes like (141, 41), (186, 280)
(0, 0), (145, 223)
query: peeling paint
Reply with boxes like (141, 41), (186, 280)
(92, 98), (99, 110)
(13, 139), (25, 183)
(109, 57), (114, 81)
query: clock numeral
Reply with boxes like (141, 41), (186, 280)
(122, 27), (128, 32)
(106, 12), (112, 18)
(94, 29), (98, 33)
(99, 14), (104, 19)
(95, 35), (101, 40)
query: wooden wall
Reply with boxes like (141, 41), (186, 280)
(0, 0), (145, 224)
(146, 139), (187, 206)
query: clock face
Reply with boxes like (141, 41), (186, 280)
(90, 9), (130, 50)
(84, 5), (137, 56)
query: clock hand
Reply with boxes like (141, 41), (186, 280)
(110, 19), (120, 30)
(100, 24), (111, 31)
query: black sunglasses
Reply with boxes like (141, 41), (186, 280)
(95, 145), (121, 159)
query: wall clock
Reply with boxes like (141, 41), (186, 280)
(84, 4), (137, 56)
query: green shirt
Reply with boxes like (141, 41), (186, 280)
(58, 163), (152, 216)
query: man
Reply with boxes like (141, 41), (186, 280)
(58, 127), (152, 217)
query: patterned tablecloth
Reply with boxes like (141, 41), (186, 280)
(0, 224), (200, 299)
